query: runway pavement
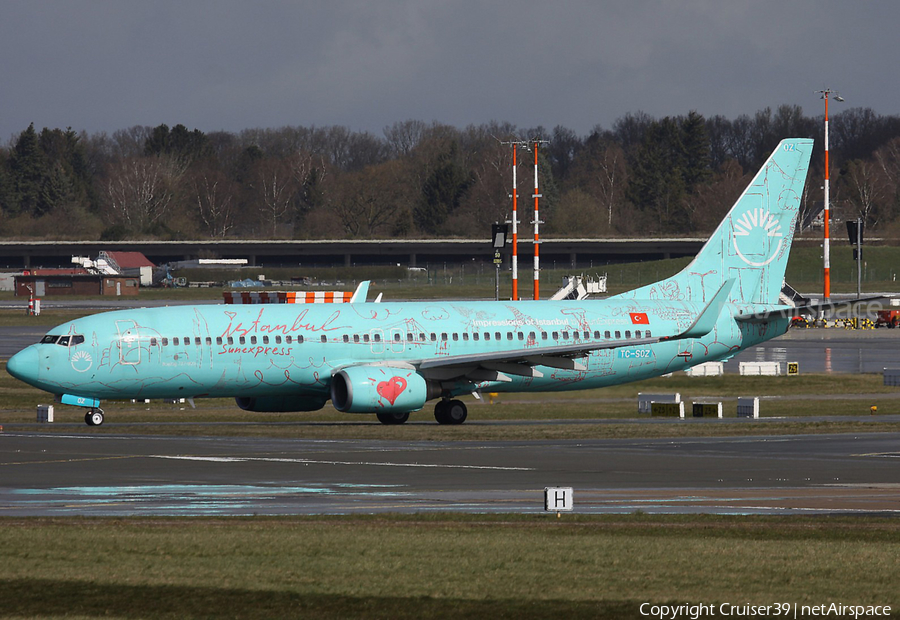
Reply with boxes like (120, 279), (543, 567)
(2, 429), (898, 517)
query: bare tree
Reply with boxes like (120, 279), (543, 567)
(104, 155), (185, 231)
(189, 165), (237, 237)
(248, 157), (298, 238)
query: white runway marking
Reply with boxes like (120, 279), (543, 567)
(151, 455), (535, 471)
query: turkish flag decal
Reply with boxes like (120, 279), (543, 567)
(629, 312), (650, 325)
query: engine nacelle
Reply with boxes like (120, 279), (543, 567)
(331, 365), (433, 413)
(235, 395), (327, 412)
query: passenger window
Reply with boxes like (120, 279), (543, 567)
(430, 333), (436, 342)
(634, 330), (641, 338)
(353, 334), (360, 343)
(150, 338), (158, 347)
(552, 331), (559, 339)
(562, 331), (569, 339)
(216, 337), (222, 345)
(419, 333), (426, 341)
(250, 336), (257, 345)
(542, 332), (548, 340)
(174, 337), (180, 346)
(394, 333), (401, 342)
(495, 332), (501, 341)
(262, 336), (269, 345)
(646, 330), (652, 338)
(364, 335), (370, 343)
(275, 336), (282, 344)
(238, 337), (245, 345)
(320, 335), (327, 343)
(452, 333), (458, 341)
(604, 331), (611, 339)
(407, 333), (414, 341)
(297, 335), (304, 344)
(625, 330), (631, 338)
(506, 332), (513, 341)
(615, 331), (621, 339)
(473, 333), (479, 341)
(195, 337), (201, 345)
(227, 337), (234, 345)
(162, 338), (169, 346)
(373, 334), (381, 342)
(205, 337), (212, 345)
(343, 335), (350, 343)
(484, 333), (490, 341)
(463, 333), (469, 341)
(594, 331), (600, 339)
(518, 332), (524, 341)
(441, 333), (448, 341)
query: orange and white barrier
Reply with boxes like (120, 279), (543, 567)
(223, 291), (353, 304)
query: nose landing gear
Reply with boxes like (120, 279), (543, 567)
(84, 409), (105, 426)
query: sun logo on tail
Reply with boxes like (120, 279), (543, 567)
(732, 207), (784, 266)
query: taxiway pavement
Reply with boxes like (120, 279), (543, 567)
(2, 430), (898, 517)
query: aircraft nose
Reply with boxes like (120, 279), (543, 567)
(7, 346), (39, 384)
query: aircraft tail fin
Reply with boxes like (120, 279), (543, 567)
(612, 138), (813, 305)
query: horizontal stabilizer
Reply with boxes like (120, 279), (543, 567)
(735, 296), (893, 321)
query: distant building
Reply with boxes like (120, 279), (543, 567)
(15, 269), (140, 297)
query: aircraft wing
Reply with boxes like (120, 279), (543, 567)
(411, 279), (735, 383)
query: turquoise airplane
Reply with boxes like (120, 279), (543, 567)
(8, 138), (815, 426)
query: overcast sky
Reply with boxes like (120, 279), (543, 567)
(2, 1), (897, 144)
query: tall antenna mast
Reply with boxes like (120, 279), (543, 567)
(499, 138), (530, 300)
(817, 88), (844, 302)
(532, 139), (549, 300)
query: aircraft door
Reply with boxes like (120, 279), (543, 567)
(675, 338), (694, 365)
(369, 328), (385, 355)
(116, 320), (142, 365)
(389, 328), (405, 353)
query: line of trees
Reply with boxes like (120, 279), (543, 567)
(2, 105), (900, 241)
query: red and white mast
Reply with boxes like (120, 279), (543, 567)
(511, 143), (519, 301)
(532, 141), (546, 300)
(817, 88), (843, 302)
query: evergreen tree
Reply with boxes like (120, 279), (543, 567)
(626, 118), (688, 233)
(7, 124), (50, 216)
(416, 142), (471, 234)
(680, 111), (711, 191)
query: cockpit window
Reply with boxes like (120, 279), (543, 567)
(57, 336), (70, 346)
(40, 335), (59, 344)
(71, 335), (85, 345)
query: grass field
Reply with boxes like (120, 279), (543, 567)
(0, 515), (897, 619)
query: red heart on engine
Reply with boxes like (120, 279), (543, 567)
(376, 376), (408, 405)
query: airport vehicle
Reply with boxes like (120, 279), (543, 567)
(875, 309), (900, 328)
(8, 139), (814, 426)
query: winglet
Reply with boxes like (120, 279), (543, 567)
(350, 281), (370, 303)
(666, 278), (735, 341)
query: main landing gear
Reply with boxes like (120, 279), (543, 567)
(84, 408), (105, 426)
(434, 399), (467, 425)
(376, 410), (410, 425)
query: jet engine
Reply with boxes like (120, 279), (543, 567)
(331, 365), (435, 413)
(235, 395), (328, 412)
